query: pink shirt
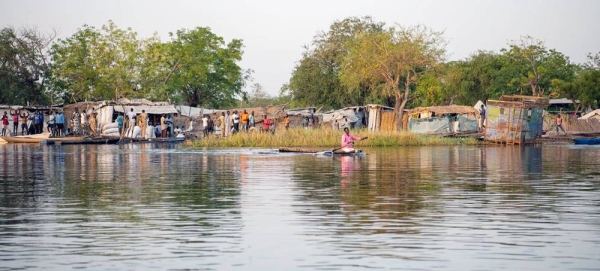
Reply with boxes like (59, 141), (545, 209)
(341, 133), (360, 147)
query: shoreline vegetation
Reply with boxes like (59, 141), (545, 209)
(185, 128), (480, 148)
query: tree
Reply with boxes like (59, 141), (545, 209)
(340, 24), (446, 130)
(0, 26), (55, 105)
(503, 36), (575, 96)
(162, 27), (249, 107)
(49, 21), (145, 103)
(552, 52), (600, 111)
(287, 16), (383, 109)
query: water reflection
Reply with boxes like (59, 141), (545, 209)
(0, 144), (599, 270)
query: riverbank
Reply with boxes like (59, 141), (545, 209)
(185, 128), (480, 148)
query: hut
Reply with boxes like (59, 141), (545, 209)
(407, 105), (479, 135)
(365, 104), (395, 132)
(484, 95), (549, 145)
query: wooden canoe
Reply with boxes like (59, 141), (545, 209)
(2, 135), (85, 144)
(278, 147), (364, 156)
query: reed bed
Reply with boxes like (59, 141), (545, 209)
(186, 128), (479, 148)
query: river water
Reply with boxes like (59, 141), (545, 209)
(0, 143), (599, 270)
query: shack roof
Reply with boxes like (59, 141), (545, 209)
(114, 105), (179, 115)
(409, 105), (478, 116)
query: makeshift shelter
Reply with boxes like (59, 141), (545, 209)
(92, 99), (180, 133)
(484, 95), (549, 145)
(579, 109), (600, 120)
(408, 105), (479, 135)
(365, 104), (395, 132)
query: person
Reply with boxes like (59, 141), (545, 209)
(202, 114), (209, 137)
(240, 109), (249, 132)
(11, 110), (19, 136)
(139, 110), (147, 138)
(284, 115), (290, 130)
(116, 114), (124, 135)
(556, 114), (566, 135)
(47, 111), (56, 136)
(249, 111), (255, 128)
(302, 116), (309, 129)
(232, 110), (240, 133)
(90, 112), (98, 135)
(218, 112), (226, 137)
(34, 111), (43, 134)
(479, 105), (486, 129)
(1, 111), (8, 136)
(160, 114), (167, 137)
(126, 108), (136, 133)
(80, 109), (88, 135)
(224, 111), (231, 137)
(308, 114), (315, 129)
(262, 114), (272, 132)
(72, 108), (81, 135)
(20, 111), (28, 135)
(340, 127), (362, 153)
(56, 111), (65, 137)
(206, 115), (214, 137)
(332, 119), (339, 130)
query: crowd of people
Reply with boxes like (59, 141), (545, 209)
(205, 110), (276, 138)
(1, 109), (94, 137)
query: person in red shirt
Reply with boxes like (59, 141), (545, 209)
(1, 111), (9, 137)
(262, 114), (272, 133)
(11, 110), (19, 136)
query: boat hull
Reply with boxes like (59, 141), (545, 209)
(573, 137), (600, 145)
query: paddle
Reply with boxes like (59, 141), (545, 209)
(323, 136), (368, 155)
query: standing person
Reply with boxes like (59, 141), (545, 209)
(56, 111), (65, 137)
(11, 110), (19, 136)
(33, 111), (41, 134)
(1, 111), (8, 136)
(284, 115), (290, 130)
(232, 110), (240, 133)
(20, 112), (28, 135)
(355, 108), (365, 129)
(206, 115), (214, 137)
(240, 109), (249, 132)
(340, 127), (362, 153)
(72, 108), (81, 135)
(202, 114), (209, 137)
(116, 114), (124, 135)
(47, 111), (56, 136)
(218, 112), (226, 137)
(249, 111), (255, 128)
(126, 108), (136, 134)
(262, 114), (271, 132)
(139, 110), (147, 138)
(224, 111), (231, 137)
(80, 109), (88, 135)
(556, 114), (566, 135)
(160, 114), (167, 138)
(308, 114), (315, 129)
(302, 116), (308, 129)
(90, 112), (98, 135)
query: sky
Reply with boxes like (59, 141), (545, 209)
(1, 0), (599, 96)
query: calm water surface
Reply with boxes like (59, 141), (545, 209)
(0, 143), (599, 270)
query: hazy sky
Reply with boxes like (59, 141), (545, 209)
(1, 0), (599, 96)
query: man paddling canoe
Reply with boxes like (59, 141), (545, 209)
(340, 127), (364, 153)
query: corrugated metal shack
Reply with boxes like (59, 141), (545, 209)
(484, 95), (549, 145)
(408, 105), (480, 135)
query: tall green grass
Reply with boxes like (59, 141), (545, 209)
(186, 128), (479, 148)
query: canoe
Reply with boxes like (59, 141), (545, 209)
(278, 147), (365, 156)
(573, 137), (600, 145)
(2, 135), (85, 144)
(126, 137), (186, 143)
(43, 137), (121, 145)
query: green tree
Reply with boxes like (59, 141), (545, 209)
(340, 24), (446, 129)
(0, 26), (55, 105)
(162, 27), (249, 107)
(49, 21), (145, 102)
(552, 52), (600, 111)
(287, 16), (383, 109)
(502, 36), (575, 96)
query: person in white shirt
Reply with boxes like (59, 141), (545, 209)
(126, 108), (136, 133)
(232, 110), (240, 133)
(202, 114), (209, 137)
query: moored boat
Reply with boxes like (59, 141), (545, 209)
(573, 137), (600, 145)
(1, 134), (85, 144)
